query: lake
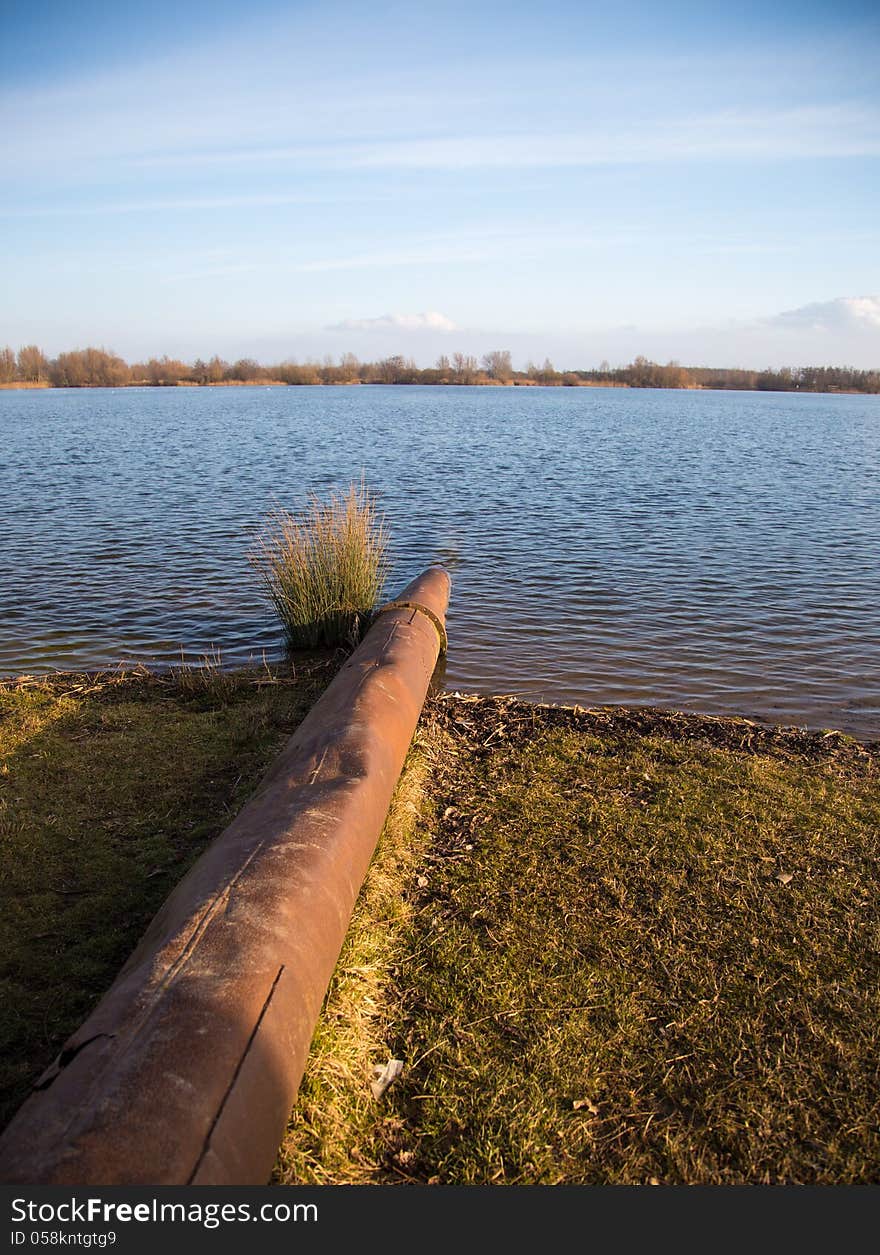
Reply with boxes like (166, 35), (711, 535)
(2, 385), (878, 738)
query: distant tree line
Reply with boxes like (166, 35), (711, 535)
(1, 344), (877, 393)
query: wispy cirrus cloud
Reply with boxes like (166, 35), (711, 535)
(159, 261), (264, 285)
(327, 311), (458, 333)
(125, 104), (880, 174)
(0, 191), (362, 218)
(296, 241), (502, 273)
(4, 28), (879, 181)
(338, 105), (880, 170)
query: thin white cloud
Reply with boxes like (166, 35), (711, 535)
(344, 107), (880, 169)
(767, 295), (880, 332)
(5, 56), (879, 178)
(600, 295), (880, 370)
(0, 192), (353, 218)
(160, 262), (263, 285)
(296, 244), (493, 273)
(123, 104), (880, 174)
(328, 311), (458, 333)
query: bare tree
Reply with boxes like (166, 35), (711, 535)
(481, 349), (513, 382)
(50, 347), (129, 387)
(452, 352), (479, 384)
(16, 344), (49, 382)
(206, 356), (228, 384)
(339, 352), (360, 383)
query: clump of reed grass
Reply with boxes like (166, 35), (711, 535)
(250, 483), (389, 650)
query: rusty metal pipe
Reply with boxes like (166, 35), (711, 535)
(0, 566), (450, 1185)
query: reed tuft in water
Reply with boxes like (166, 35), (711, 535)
(250, 483), (389, 649)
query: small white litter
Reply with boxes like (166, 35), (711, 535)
(370, 1058), (404, 1100)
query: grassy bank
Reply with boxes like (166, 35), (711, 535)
(3, 672), (878, 1182)
(0, 660), (337, 1129)
(277, 696), (880, 1185)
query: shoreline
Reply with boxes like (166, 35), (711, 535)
(2, 378), (877, 395)
(3, 665), (876, 750)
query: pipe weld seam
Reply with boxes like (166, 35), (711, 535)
(373, 600), (448, 653)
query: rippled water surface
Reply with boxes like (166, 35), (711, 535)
(2, 385), (878, 736)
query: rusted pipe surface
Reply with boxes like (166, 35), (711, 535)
(0, 566), (450, 1185)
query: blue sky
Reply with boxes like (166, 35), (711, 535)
(2, 0), (879, 367)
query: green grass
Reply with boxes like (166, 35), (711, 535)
(277, 696), (880, 1185)
(250, 482), (389, 649)
(0, 660), (336, 1130)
